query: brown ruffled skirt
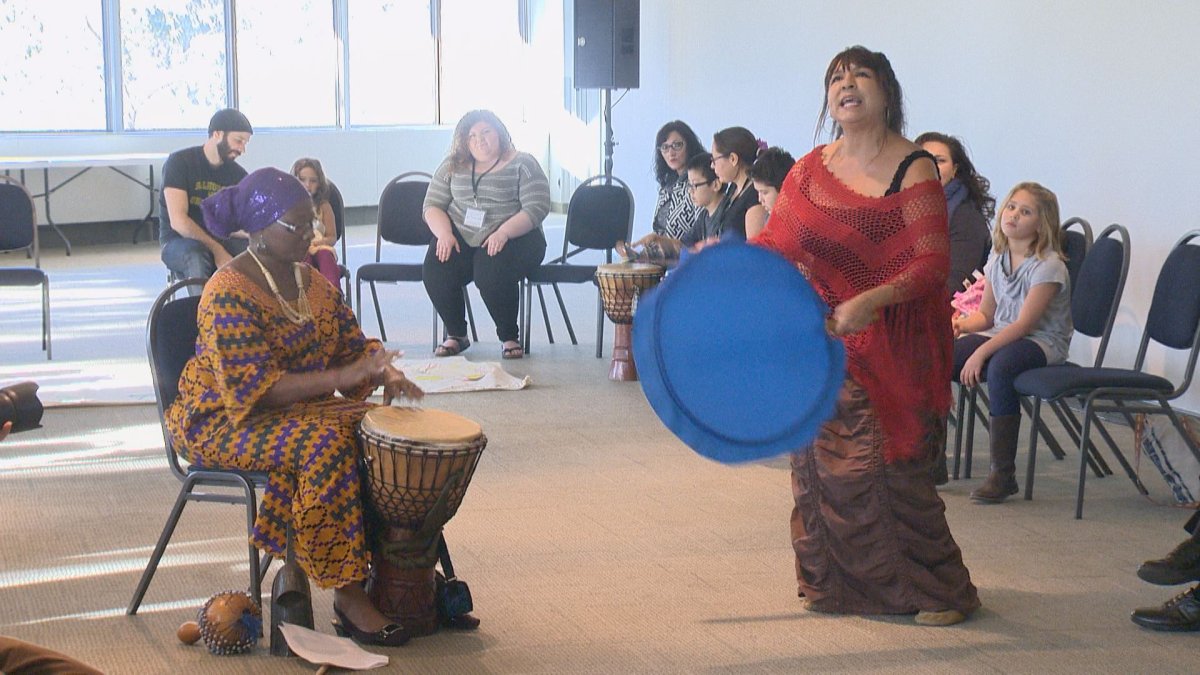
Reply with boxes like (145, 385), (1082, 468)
(791, 378), (979, 615)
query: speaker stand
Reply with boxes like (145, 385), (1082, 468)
(603, 87), (615, 183)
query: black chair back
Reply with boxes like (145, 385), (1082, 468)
(377, 172), (433, 249)
(564, 176), (634, 255)
(1060, 217), (1093, 295)
(0, 178), (36, 253)
(147, 279), (203, 477)
(328, 181), (346, 244)
(1146, 233), (1200, 353)
(1070, 224), (1129, 366)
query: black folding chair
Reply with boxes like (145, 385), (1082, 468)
(328, 180), (351, 300)
(355, 172), (478, 349)
(952, 217), (1092, 478)
(1013, 224), (1132, 500)
(0, 176), (50, 359)
(522, 175), (634, 356)
(128, 277), (274, 614)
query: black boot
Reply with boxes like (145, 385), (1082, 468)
(970, 414), (1020, 503)
(1131, 586), (1200, 631)
(1138, 535), (1200, 586)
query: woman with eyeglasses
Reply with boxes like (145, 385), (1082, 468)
(423, 109), (551, 360)
(165, 167), (426, 647)
(651, 120), (705, 241)
(709, 126), (767, 240)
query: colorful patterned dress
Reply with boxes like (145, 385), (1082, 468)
(165, 267), (381, 589)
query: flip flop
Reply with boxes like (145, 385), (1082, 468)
(501, 344), (524, 360)
(435, 336), (470, 357)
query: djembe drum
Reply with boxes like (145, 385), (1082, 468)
(358, 406), (486, 636)
(595, 262), (665, 381)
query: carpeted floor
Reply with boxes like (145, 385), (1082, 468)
(1, 227), (1198, 674)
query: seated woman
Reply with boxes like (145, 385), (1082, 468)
(629, 153), (724, 259)
(164, 167), (425, 647)
(708, 127), (767, 240)
(621, 128), (768, 260)
(422, 109), (551, 360)
(915, 132), (994, 295)
(650, 120), (706, 240)
(291, 157), (342, 288)
(747, 146), (796, 235)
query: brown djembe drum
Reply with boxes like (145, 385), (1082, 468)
(595, 262), (665, 381)
(358, 407), (486, 636)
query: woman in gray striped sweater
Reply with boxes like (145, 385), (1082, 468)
(423, 110), (551, 359)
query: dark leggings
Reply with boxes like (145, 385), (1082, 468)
(423, 227), (546, 342)
(953, 334), (1047, 416)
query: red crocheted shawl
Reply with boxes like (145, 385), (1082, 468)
(752, 147), (952, 463)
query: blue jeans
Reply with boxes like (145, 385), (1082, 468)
(161, 237), (248, 295)
(953, 334), (1047, 416)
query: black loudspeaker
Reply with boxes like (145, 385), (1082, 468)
(573, 0), (639, 89)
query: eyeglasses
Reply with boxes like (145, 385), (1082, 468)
(274, 218), (317, 234)
(687, 180), (714, 190)
(711, 153), (729, 164)
(659, 140), (686, 153)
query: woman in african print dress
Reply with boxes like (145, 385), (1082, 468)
(164, 167), (423, 646)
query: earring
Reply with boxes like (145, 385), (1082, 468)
(255, 238), (268, 253)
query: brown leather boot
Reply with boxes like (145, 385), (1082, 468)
(970, 414), (1021, 503)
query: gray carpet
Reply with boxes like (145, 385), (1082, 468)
(1, 229), (1197, 673)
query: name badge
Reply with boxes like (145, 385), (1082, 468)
(464, 207), (486, 228)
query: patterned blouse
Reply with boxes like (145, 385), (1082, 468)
(653, 173), (701, 240)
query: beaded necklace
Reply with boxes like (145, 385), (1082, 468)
(246, 248), (313, 324)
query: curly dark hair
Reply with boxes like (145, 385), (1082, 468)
(448, 110), (515, 170)
(915, 132), (996, 220)
(748, 147), (796, 191)
(654, 120), (705, 188)
(816, 46), (905, 143)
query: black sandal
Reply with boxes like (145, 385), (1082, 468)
(434, 335), (470, 357)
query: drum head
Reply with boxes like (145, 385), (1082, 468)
(632, 242), (845, 464)
(362, 407), (482, 445)
(595, 262), (664, 276)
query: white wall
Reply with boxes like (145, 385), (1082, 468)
(603, 0), (1200, 412)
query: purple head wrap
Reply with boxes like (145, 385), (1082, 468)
(201, 167), (311, 238)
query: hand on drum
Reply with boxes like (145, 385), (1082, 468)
(381, 363), (424, 406)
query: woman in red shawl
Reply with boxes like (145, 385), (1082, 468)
(751, 46), (979, 625)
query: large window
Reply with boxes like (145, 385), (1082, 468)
(236, 0), (337, 128)
(438, 0), (526, 124)
(0, 0), (105, 132)
(347, 0), (437, 126)
(0, 0), (547, 133)
(121, 0), (227, 130)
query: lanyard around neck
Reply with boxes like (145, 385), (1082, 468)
(471, 156), (502, 200)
